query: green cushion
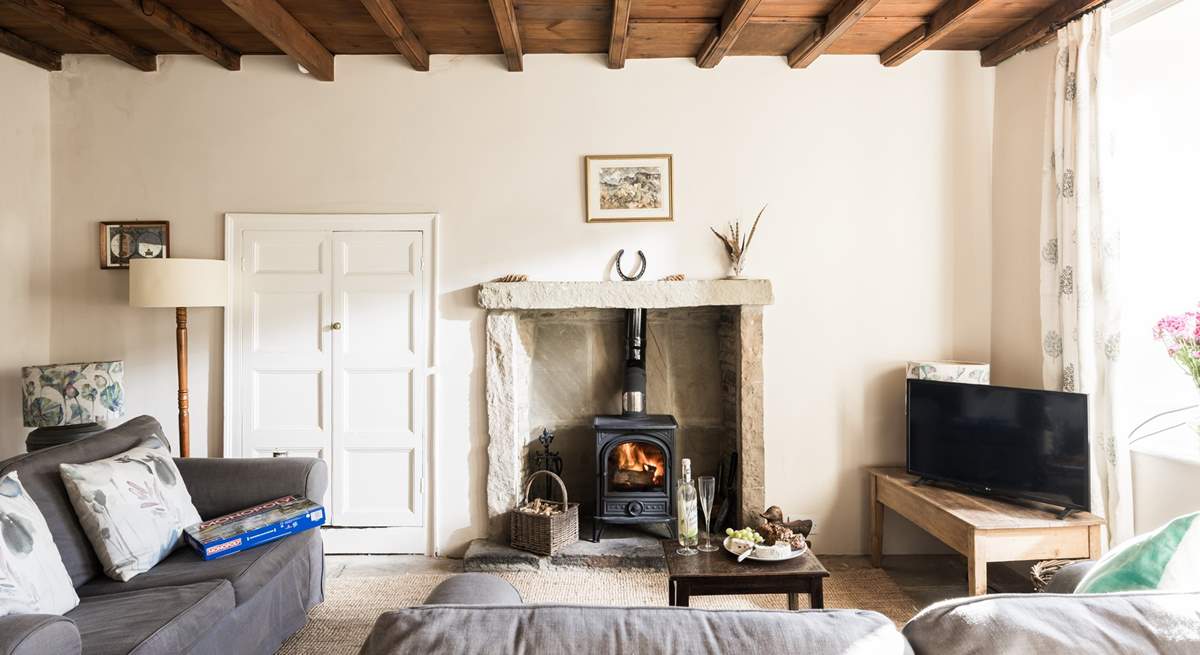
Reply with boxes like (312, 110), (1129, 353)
(1076, 512), (1200, 593)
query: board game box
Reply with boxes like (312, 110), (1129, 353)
(184, 495), (325, 560)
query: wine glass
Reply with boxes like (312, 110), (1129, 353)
(697, 476), (718, 552)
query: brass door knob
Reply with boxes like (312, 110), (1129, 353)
(331, 322), (343, 330)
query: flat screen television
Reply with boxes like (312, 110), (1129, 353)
(906, 379), (1090, 513)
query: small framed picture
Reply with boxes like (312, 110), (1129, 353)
(99, 221), (170, 269)
(584, 154), (674, 223)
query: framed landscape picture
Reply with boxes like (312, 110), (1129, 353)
(584, 154), (674, 223)
(99, 221), (170, 269)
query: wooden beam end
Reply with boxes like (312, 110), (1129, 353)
(0, 26), (62, 71)
(222, 0), (333, 81)
(880, 25), (927, 67)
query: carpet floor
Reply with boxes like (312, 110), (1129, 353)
(278, 567), (920, 654)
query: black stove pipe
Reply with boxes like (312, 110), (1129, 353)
(622, 309), (647, 416)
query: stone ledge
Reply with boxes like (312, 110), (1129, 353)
(478, 279), (773, 310)
(463, 524), (670, 572)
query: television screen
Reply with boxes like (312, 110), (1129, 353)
(906, 379), (1090, 511)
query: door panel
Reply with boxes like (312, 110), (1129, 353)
(344, 370), (414, 433)
(252, 370), (323, 430)
(253, 292), (324, 354)
(331, 232), (424, 527)
(342, 290), (415, 357)
(239, 230), (334, 516)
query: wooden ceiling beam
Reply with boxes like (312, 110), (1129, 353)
(608, 0), (631, 69)
(221, 0), (333, 80)
(982, 0), (1106, 67)
(359, 0), (428, 71)
(696, 0), (765, 69)
(109, 0), (239, 70)
(881, 0), (987, 67)
(486, 0), (522, 72)
(0, 25), (60, 70)
(788, 0), (883, 69)
(3, 0), (156, 71)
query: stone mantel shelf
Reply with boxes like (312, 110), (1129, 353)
(477, 279), (773, 310)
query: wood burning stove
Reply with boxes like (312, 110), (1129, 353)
(593, 415), (677, 541)
(592, 309), (677, 541)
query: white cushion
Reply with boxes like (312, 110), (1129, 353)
(59, 440), (201, 581)
(0, 471), (79, 616)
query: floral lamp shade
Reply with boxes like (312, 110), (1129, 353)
(21, 361), (126, 428)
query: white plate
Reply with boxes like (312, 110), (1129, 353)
(723, 536), (808, 562)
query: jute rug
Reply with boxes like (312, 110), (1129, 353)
(278, 567), (919, 654)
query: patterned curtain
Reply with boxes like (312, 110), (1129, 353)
(1039, 8), (1132, 546)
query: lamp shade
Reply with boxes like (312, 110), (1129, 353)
(22, 361), (126, 428)
(129, 258), (227, 308)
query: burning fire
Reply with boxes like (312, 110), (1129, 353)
(614, 442), (666, 486)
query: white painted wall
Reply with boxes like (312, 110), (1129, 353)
(43, 53), (994, 555)
(989, 45), (1055, 389)
(0, 58), (52, 454)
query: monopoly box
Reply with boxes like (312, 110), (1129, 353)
(184, 495), (325, 560)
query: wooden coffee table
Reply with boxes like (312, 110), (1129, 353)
(660, 539), (829, 610)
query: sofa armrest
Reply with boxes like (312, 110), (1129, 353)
(0, 614), (80, 655)
(175, 457), (328, 519)
(422, 573), (523, 605)
(1045, 561), (1096, 594)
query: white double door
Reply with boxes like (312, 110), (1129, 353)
(235, 228), (425, 533)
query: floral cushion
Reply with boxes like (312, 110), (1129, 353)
(0, 472), (79, 615)
(59, 440), (201, 581)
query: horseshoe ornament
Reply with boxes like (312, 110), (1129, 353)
(616, 249), (647, 281)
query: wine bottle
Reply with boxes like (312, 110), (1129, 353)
(676, 458), (699, 555)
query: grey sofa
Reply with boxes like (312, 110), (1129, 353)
(0, 416), (327, 655)
(360, 573), (914, 654)
(363, 565), (1200, 655)
(903, 560), (1200, 654)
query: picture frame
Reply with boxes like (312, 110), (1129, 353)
(99, 221), (170, 270)
(584, 154), (674, 223)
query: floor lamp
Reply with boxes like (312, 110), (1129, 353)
(129, 258), (227, 457)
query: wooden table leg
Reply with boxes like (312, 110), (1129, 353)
(1088, 524), (1103, 560)
(870, 474), (884, 568)
(675, 580), (690, 607)
(787, 592), (799, 610)
(668, 577), (676, 606)
(810, 578), (824, 609)
(967, 542), (987, 596)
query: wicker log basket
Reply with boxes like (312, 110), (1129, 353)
(510, 470), (579, 556)
(1031, 559), (1074, 592)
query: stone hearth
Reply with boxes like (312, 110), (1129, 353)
(480, 279), (772, 538)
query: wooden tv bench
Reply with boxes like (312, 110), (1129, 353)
(868, 467), (1104, 596)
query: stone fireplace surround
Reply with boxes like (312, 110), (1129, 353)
(479, 279), (772, 538)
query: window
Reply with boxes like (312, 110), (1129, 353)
(1112, 0), (1200, 449)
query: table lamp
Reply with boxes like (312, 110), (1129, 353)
(22, 361), (126, 451)
(129, 258), (227, 457)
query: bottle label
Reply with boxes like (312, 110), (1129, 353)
(678, 491), (698, 540)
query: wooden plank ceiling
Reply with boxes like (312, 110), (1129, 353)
(0, 0), (1105, 79)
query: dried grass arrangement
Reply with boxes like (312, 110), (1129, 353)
(711, 205), (766, 279)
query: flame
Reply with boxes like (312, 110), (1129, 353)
(614, 442), (666, 485)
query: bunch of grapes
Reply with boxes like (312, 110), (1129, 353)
(725, 527), (764, 544)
